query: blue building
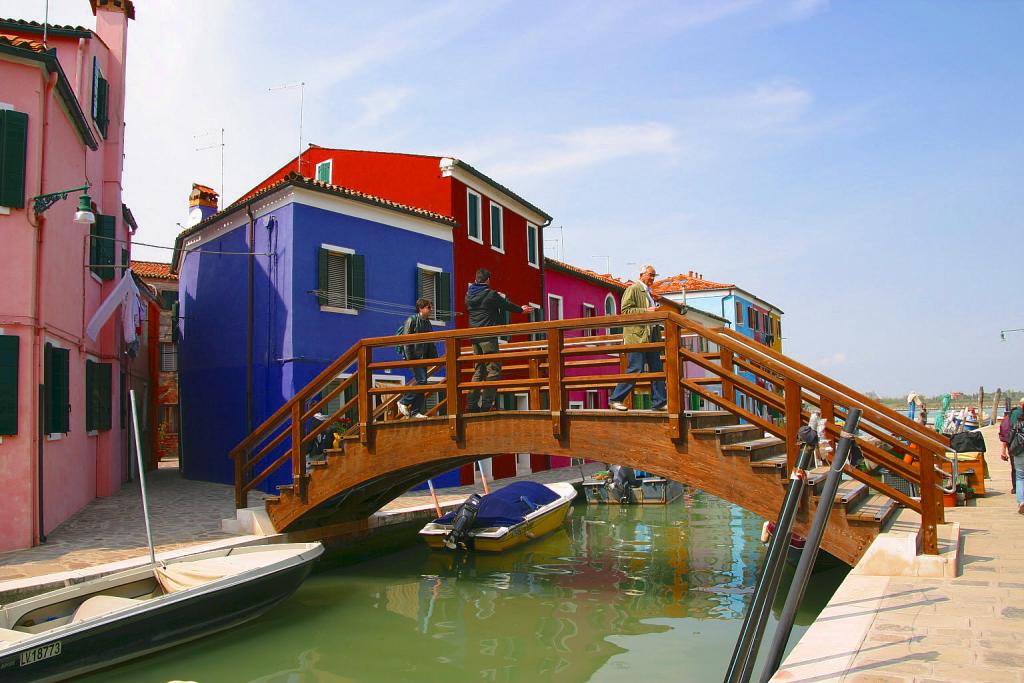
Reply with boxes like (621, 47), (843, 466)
(171, 173), (456, 489)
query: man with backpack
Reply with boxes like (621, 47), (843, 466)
(397, 298), (439, 418)
(464, 268), (533, 413)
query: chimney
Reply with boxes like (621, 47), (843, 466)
(187, 183), (220, 226)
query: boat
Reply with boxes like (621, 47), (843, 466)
(582, 465), (683, 504)
(0, 542), (323, 682)
(419, 481), (576, 552)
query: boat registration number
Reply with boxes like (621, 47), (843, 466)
(19, 641), (61, 667)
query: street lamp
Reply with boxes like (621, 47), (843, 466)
(1000, 328), (1024, 341)
(31, 182), (95, 224)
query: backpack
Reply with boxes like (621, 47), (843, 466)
(1010, 419), (1024, 457)
(394, 316), (412, 359)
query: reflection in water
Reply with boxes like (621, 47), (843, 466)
(79, 488), (847, 683)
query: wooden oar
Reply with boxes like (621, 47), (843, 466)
(426, 479), (442, 518)
(477, 461), (490, 494)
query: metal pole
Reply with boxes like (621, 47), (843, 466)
(724, 433), (818, 683)
(426, 479), (442, 518)
(758, 408), (863, 682)
(129, 389), (158, 568)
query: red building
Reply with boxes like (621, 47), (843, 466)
(242, 147), (552, 328)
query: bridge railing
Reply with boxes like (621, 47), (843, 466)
(229, 309), (948, 554)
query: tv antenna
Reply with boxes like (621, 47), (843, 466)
(269, 81), (306, 175)
(194, 128), (225, 209)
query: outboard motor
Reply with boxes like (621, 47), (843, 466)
(607, 465), (639, 504)
(444, 493), (483, 550)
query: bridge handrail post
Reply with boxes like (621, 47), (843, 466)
(720, 348), (736, 408)
(548, 327), (564, 437)
(918, 448), (941, 554)
(663, 319), (683, 439)
(528, 357), (541, 410)
(445, 337), (460, 440)
(290, 402), (304, 499)
(785, 378), (801, 471)
(357, 345), (372, 444)
(235, 450), (247, 509)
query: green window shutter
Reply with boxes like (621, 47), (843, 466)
(45, 345), (69, 434)
(348, 253), (365, 310)
(437, 271), (451, 322)
(119, 369), (126, 429)
(86, 359), (95, 431)
(91, 57), (99, 120)
(120, 247), (128, 278)
(96, 362), (111, 431)
(527, 225), (537, 265)
(467, 192), (479, 239)
(91, 214), (116, 280)
(316, 248), (329, 306)
(43, 343), (53, 432)
(171, 301), (180, 343)
(0, 335), (19, 435)
(96, 77), (109, 138)
(57, 347), (69, 433)
(0, 110), (29, 208)
(416, 267), (425, 301)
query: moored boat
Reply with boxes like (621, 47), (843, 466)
(419, 481), (576, 552)
(0, 542), (323, 682)
(760, 521), (843, 570)
(583, 475), (683, 505)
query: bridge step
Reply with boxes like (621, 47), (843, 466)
(721, 436), (785, 459)
(685, 410), (741, 429)
(264, 495), (280, 505)
(691, 424), (763, 445)
(276, 484), (295, 494)
(831, 479), (868, 510)
(749, 454), (787, 475)
(847, 493), (898, 525)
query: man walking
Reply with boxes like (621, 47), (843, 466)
(609, 264), (667, 412)
(398, 298), (439, 418)
(465, 268), (532, 412)
(1000, 397), (1024, 494)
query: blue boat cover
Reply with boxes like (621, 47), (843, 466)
(434, 481), (560, 527)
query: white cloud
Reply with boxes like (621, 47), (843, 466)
(352, 86), (414, 129)
(697, 81), (815, 134)
(814, 351), (847, 368)
(466, 123), (680, 180)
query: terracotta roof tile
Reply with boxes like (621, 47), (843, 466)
(0, 32), (46, 52)
(652, 272), (734, 295)
(131, 260), (177, 281)
(544, 258), (630, 291)
(0, 18), (91, 35)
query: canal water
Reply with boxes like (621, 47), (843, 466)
(81, 489), (848, 683)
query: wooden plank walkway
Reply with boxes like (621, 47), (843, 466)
(771, 424), (1024, 683)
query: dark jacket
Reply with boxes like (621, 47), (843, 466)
(465, 283), (522, 329)
(402, 314), (439, 361)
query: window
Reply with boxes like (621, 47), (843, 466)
(159, 290), (178, 310)
(85, 359), (112, 432)
(317, 245), (365, 312)
(497, 308), (511, 343)
(160, 342), (178, 372)
(582, 303), (596, 337)
(605, 293), (621, 336)
(529, 304), (545, 341)
(90, 214), (116, 281)
(746, 306), (755, 329)
(489, 202), (503, 252)
(315, 159), (332, 183)
(417, 265), (452, 323)
(762, 312), (769, 332)
(547, 294), (563, 322)
(159, 405), (179, 434)
(91, 57), (109, 138)
(44, 343), (69, 435)
(0, 109), (28, 208)
(467, 190), (482, 243)
(526, 222), (539, 267)
(0, 334), (18, 436)
(585, 390), (599, 409)
(735, 301), (743, 325)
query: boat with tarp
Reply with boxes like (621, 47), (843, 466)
(419, 481), (576, 552)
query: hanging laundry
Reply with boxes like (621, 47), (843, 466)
(86, 268), (141, 344)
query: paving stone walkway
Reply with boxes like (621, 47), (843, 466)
(771, 424), (1024, 683)
(0, 459), (598, 585)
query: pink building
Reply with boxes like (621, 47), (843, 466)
(0, 1), (135, 551)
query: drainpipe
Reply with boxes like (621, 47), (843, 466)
(74, 37), (85, 98)
(28, 70), (58, 544)
(245, 205), (255, 436)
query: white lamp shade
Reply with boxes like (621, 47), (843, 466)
(74, 210), (96, 224)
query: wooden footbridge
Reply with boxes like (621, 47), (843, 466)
(230, 310), (950, 566)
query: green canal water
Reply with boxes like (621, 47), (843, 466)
(80, 489), (847, 683)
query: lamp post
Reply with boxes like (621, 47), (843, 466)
(31, 182), (95, 224)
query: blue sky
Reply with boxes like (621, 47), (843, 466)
(5, 0), (1022, 396)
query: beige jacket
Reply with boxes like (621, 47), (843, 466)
(620, 282), (658, 345)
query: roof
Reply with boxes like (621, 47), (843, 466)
(544, 258), (629, 292)
(0, 33), (45, 52)
(0, 36), (98, 151)
(90, 0), (136, 20)
(441, 157), (553, 222)
(121, 204), (138, 233)
(0, 18), (92, 38)
(131, 260), (176, 281)
(171, 172), (457, 272)
(653, 272), (735, 295)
